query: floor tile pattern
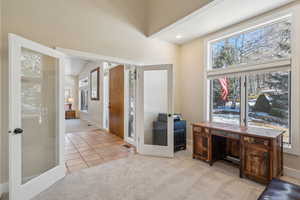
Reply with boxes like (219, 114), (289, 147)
(65, 129), (135, 173)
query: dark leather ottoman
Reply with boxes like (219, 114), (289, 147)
(258, 179), (300, 200)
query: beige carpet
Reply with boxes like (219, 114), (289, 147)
(32, 151), (269, 200)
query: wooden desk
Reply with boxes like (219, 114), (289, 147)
(65, 110), (76, 119)
(192, 122), (284, 184)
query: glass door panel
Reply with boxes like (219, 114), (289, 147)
(127, 66), (136, 139)
(137, 65), (173, 157)
(144, 70), (168, 146)
(21, 48), (59, 184)
(102, 63), (109, 130)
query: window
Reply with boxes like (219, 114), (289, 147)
(80, 89), (88, 111)
(247, 71), (290, 144)
(211, 77), (241, 125)
(211, 19), (291, 69)
(207, 17), (293, 146)
(79, 77), (89, 112)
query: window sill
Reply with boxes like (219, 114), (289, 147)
(80, 110), (88, 113)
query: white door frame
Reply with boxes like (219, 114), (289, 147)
(136, 64), (174, 157)
(124, 65), (137, 146)
(8, 34), (66, 200)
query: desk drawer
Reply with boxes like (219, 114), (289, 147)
(193, 127), (210, 134)
(244, 136), (270, 148)
(211, 129), (240, 140)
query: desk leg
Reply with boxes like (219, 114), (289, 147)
(240, 136), (244, 179)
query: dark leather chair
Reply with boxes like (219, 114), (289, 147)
(258, 178), (300, 200)
(152, 113), (186, 152)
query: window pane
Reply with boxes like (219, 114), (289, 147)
(211, 19), (291, 69)
(80, 89), (88, 111)
(247, 71), (290, 144)
(211, 77), (241, 125)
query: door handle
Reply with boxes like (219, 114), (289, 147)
(13, 128), (23, 135)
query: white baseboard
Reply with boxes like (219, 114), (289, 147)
(284, 167), (300, 179)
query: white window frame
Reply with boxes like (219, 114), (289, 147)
(203, 8), (300, 155)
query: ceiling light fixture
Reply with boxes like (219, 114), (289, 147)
(176, 35), (182, 39)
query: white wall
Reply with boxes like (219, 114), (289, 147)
(179, 1), (300, 173)
(1, 0), (180, 184)
(78, 61), (103, 128)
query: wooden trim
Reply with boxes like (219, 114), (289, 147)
(90, 67), (100, 101)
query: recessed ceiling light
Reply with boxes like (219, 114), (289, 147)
(176, 35), (182, 39)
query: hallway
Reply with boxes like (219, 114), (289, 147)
(65, 120), (135, 173)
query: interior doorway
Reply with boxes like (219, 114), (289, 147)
(61, 50), (136, 174)
(102, 63), (137, 145)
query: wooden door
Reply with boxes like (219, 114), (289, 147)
(109, 65), (124, 138)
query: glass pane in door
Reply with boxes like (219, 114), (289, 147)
(143, 70), (168, 146)
(128, 67), (136, 139)
(21, 48), (59, 184)
(103, 62), (109, 129)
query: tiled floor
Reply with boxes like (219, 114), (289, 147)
(65, 129), (135, 173)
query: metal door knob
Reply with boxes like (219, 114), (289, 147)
(13, 128), (23, 134)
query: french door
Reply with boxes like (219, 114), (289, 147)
(136, 65), (174, 157)
(8, 34), (65, 200)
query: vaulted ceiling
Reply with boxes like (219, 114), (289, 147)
(146, 0), (296, 44)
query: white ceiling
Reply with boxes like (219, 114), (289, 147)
(65, 57), (88, 76)
(151, 0), (295, 44)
